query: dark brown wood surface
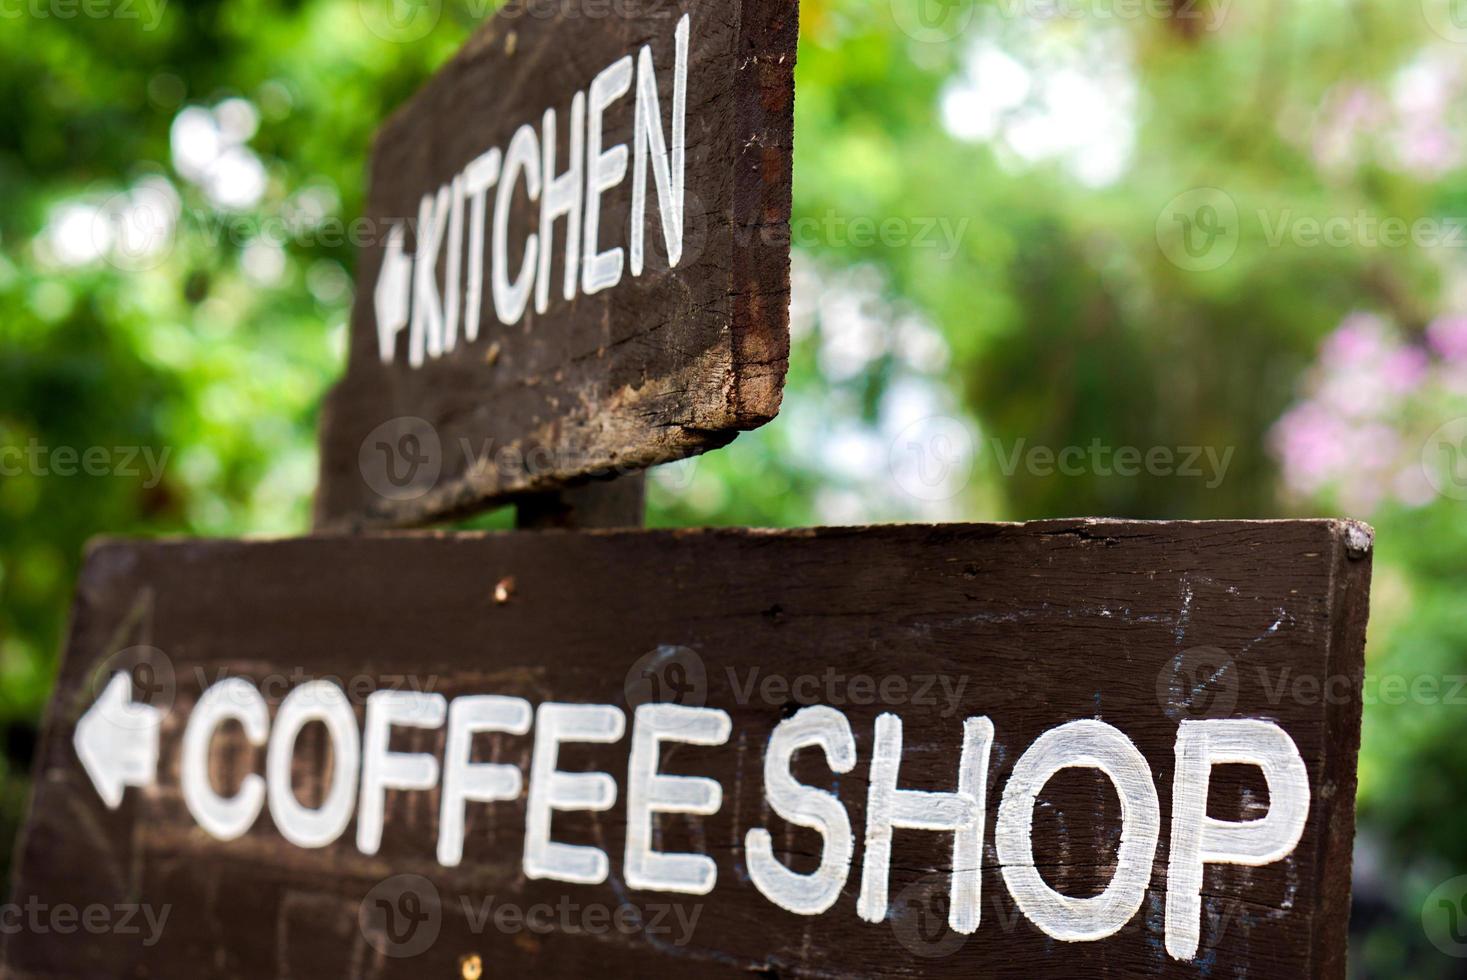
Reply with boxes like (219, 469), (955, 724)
(516, 472), (647, 530)
(315, 0), (796, 530)
(5, 520), (1371, 977)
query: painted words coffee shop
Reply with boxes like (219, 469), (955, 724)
(3, 1), (1372, 978)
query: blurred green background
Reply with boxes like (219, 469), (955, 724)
(4, 0), (1467, 973)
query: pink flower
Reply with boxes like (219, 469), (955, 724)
(1270, 401), (1353, 494)
(1394, 122), (1460, 178)
(1428, 316), (1467, 363)
(1322, 313), (1391, 369)
(1381, 347), (1429, 393)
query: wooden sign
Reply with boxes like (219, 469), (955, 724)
(314, 0), (797, 530)
(6, 520), (1370, 977)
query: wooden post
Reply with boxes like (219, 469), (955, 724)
(515, 474), (647, 530)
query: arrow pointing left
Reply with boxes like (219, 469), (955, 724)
(75, 671), (163, 809)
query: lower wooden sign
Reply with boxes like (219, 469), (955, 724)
(5, 521), (1371, 978)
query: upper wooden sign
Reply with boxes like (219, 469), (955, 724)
(6, 521), (1371, 977)
(314, 0), (797, 530)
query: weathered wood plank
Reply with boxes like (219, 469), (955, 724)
(4, 521), (1371, 977)
(315, 0), (797, 530)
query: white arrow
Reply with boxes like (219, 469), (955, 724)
(374, 222), (414, 364)
(75, 672), (162, 809)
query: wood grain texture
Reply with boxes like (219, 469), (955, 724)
(5, 520), (1371, 978)
(315, 0), (796, 531)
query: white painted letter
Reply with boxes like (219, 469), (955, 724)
(357, 690), (448, 856)
(1165, 719), (1311, 961)
(438, 695), (532, 868)
(582, 55), (632, 295)
(996, 719), (1160, 942)
(625, 703), (731, 894)
(524, 703), (626, 885)
(493, 124), (542, 326)
(462, 148), (502, 343)
(267, 681), (361, 849)
(746, 706), (857, 916)
(631, 13), (688, 275)
(858, 713), (993, 933)
(441, 175), (466, 352)
(537, 92), (586, 315)
(182, 678), (267, 842)
(410, 185), (450, 366)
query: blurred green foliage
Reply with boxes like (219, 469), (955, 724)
(4, 0), (1467, 971)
